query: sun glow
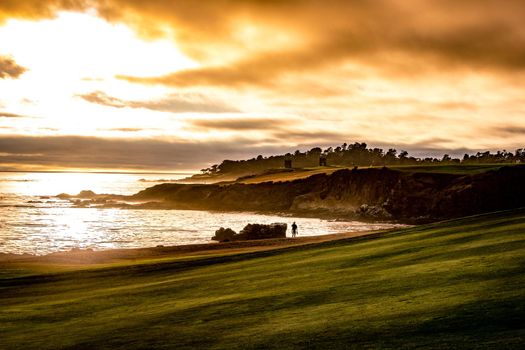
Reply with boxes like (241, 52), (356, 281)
(0, 11), (196, 79)
(0, 11), (198, 137)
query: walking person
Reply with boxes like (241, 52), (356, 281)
(291, 222), (298, 238)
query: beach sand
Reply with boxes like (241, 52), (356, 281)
(0, 230), (385, 269)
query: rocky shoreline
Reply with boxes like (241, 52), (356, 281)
(60, 165), (525, 224)
(0, 230), (384, 265)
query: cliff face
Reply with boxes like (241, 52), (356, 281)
(132, 165), (525, 223)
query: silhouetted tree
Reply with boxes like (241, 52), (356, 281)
(199, 143), (525, 176)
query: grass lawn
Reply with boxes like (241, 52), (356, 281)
(390, 163), (518, 174)
(236, 164), (519, 184)
(2, 209), (525, 349)
(237, 166), (345, 184)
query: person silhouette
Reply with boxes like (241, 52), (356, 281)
(291, 222), (298, 238)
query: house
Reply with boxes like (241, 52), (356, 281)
(319, 153), (328, 166)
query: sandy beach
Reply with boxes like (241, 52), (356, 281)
(0, 230), (386, 267)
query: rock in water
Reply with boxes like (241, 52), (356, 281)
(212, 227), (237, 242)
(238, 223), (287, 240)
(212, 223), (287, 242)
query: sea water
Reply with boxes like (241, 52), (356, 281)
(0, 172), (401, 255)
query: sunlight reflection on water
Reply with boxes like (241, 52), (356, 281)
(0, 172), (402, 255)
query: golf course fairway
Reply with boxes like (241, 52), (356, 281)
(2, 209), (525, 349)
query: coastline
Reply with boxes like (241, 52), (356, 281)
(0, 229), (388, 267)
(64, 164), (525, 225)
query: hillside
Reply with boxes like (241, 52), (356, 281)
(130, 165), (525, 223)
(187, 144), (525, 183)
(233, 164), (516, 185)
(2, 209), (525, 349)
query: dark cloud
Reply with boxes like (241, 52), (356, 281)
(1, 135), (521, 171)
(189, 118), (292, 131)
(0, 56), (27, 79)
(494, 126), (525, 136)
(78, 90), (238, 113)
(0, 135), (293, 171)
(270, 130), (348, 142)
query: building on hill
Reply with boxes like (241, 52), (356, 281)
(319, 153), (328, 166)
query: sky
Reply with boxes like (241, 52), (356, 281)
(0, 0), (524, 172)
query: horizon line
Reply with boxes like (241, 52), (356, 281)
(0, 170), (196, 175)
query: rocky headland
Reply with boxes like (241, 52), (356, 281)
(62, 165), (525, 224)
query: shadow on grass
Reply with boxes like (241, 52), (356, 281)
(242, 298), (525, 350)
(0, 230), (391, 289)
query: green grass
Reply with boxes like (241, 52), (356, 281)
(237, 166), (345, 183)
(237, 164), (518, 184)
(2, 210), (525, 349)
(390, 163), (518, 174)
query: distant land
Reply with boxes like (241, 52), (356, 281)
(182, 143), (524, 183)
(59, 142), (525, 225)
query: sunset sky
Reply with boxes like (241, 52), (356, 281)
(1, 0), (524, 172)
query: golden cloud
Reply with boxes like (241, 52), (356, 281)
(0, 55), (27, 79)
(188, 117), (293, 131)
(103, 0), (525, 88)
(0, 0), (89, 23)
(77, 90), (238, 113)
(3, 1), (525, 88)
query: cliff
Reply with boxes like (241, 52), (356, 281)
(131, 165), (525, 223)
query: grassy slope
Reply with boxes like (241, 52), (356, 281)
(235, 164), (517, 184)
(2, 210), (525, 349)
(390, 164), (516, 174)
(237, 166), (345, 184)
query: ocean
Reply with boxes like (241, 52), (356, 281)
(0, 172), (400, 255)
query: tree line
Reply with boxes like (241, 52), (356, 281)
(201, 142), (525, 176)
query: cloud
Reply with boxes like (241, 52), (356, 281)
(0, 0), (90, 23)
(78, 90), (238, 113)
(78, 90), (124, 107)
(434, 102), (478, 111)
(0, 135), (294, 171)
(5, 1), (525, 88)
(269, 130), (349, 143)
(106, 0), (525, 88)
(1, 0), (524, 163)
(0, 111), (28, 118)
(1, 134), (522, 172)
(0, 56), (27, 79)
(494, 126), (525, 136)
(188, 118), (292, 131)
(100, 127), (147, 132)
